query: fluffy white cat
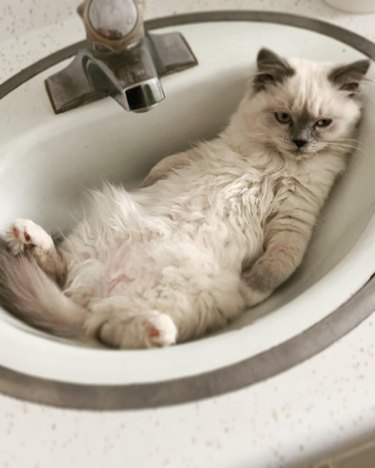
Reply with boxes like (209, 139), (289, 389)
(0, 48), (370, 348)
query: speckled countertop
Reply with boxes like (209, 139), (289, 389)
(1, 1), (375, 467)
(1, 0), (375, 82)
(2, 317), (375, 468)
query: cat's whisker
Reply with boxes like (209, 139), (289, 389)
(326, 143), (359, 150)
(325, 142), (358, 150)
(324, 142), (365, 157)
(334, 138), (359, 143)
(336, 141), (366, 154)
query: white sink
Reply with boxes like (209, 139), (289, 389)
(0, 18), (374, 407)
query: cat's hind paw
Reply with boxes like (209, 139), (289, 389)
(96, 311), (178, 349)
(5, 219), (53, 255)
(142, 313), (178, 348)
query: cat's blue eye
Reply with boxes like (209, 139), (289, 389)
(315, 118), (332, 128)
(274, 112), (292, 124)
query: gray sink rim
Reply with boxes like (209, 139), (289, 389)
(0, 11), (374, 410)
(1, 11), (375, 99)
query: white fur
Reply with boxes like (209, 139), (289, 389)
(3, 53), (367, 348)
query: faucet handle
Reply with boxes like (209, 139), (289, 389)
(78, 0), (145, 52)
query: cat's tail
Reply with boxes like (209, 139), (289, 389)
(0, 248), (87, 338)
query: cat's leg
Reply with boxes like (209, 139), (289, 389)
(242, 207), (316, 307)
(143, 269), (247, 344)
(85, 300), (178, 349)
(5, 219), (66, 282)
(87, 266), (249, 348)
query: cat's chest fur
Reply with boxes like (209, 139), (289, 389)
(143, 151), (303, 229)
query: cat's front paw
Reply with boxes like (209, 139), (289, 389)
(242, 285), (272, 307)
(241, 270), (272, 307)
(6, 219), (53, 255)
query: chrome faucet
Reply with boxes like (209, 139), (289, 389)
(45, 0), (197, 114)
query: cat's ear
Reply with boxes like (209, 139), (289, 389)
(329, 59), (370, 96)
(254, 48), (295, 92)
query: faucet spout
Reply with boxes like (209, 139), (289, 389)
(79, 40), (164, 112)
(45, 0), (197, 114)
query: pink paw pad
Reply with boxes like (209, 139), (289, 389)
(148, 327), (160, 338)
(141, 314), (177, 348)
(142, 320), (160, 338)
(12, 226), (32, 244)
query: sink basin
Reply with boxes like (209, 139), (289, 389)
(0, 12), (374, 409)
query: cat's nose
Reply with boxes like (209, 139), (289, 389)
(292, 138), (307, 149)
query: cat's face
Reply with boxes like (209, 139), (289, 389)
(246, 49), (370, 159)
